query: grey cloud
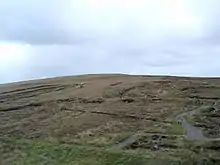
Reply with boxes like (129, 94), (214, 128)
(2, 29), (95, 45)
(1, 0), (220, 84)
(1, 43), (220, 84)
(0, 0), (97, 44)
(0, 0), (220, 45)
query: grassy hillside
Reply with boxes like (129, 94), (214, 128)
(1, 74), (220, 164)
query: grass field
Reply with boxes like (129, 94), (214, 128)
(1, 74), (220, 164)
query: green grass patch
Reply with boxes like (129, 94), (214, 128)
(184, 115), (195, 125)
(165, 122), (185, 135)
(2, 136), (218, 165)
(0, 136), (180, 165)
(62, 133), (133, 148)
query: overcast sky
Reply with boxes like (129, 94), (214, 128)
(0, 0), (220, 83)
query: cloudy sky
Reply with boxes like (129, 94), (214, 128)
(0, 0), (220, 83)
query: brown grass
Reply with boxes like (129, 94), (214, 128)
(1, 74), (220, 154)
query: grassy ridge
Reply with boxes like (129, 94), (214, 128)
(1, 136), (220, 165)
(0, 136), (174, 165)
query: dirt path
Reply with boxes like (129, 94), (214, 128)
(176, 107), (220, 141)
(112, 106), (220, 149)
(111, 133), (184, 149)
(177, 116), (207, 140)
(111, 134), (140, 149)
